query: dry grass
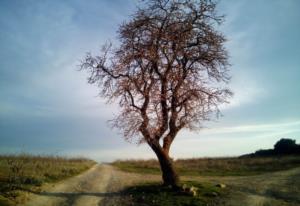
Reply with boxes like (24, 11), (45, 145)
(0, 154), (96, 205)
(113, 156), (300, 176)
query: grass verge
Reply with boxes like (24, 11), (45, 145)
(0, 154), (96, 205)
(113, 156), (300, 176)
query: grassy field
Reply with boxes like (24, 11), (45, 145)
(113, 156), (300, 176)
(0, 154), (96, 205)
(117, 181), (227, 206)
(111, 156), (300, 206)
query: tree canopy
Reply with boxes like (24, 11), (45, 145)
(81, 0), (232, 187)
(81, 0), (232, 143)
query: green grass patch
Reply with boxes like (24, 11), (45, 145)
(113, 156), (300, 176)
(121, 181), (226, 206)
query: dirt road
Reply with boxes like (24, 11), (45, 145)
(24, 164), (300, 206)
(24, 164), (158, 206)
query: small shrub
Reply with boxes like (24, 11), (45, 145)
(23, 177), (42, 186)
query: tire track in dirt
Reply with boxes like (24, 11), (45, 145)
(24, 164), (159, 206)
(24, 164), (114, 206)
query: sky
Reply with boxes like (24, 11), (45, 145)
(0, 0), (300, 162)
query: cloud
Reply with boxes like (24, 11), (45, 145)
(220, 71), (266, 110)
(168, 120), (300, 158)
(216, 2), (268, 111)
(200, 120), (300, 135)
(1, 0), (299, 161)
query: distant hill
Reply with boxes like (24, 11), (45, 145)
(241, 138), (300, 158)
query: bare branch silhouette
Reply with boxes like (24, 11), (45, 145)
(81, 0), (232, 188)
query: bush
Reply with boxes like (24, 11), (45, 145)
(254, 149), (274, 156)
(274, 138), (299, 154)
(248, 138), (300, 157)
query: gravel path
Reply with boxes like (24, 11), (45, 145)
(24, 164), (157, 206)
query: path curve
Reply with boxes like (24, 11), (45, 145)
(24, 164), (158, 206)
(24, 164), (300, 206)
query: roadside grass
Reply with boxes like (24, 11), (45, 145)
(120, 181), (227, 206)
(0, 154), (96, 205)
(113, 156), (300, 176)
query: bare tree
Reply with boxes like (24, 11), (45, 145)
(81, 0), (232, 188)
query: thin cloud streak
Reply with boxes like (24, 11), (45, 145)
(200, 120), (300, 135)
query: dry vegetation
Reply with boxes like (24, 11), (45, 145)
(113, 156), (300, 176)
(0, 154), (96, 205)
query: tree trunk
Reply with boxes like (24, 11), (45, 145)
(149, 141), (180, 189)
(157, 151), (180, 188)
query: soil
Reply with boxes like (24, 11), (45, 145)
(24, 164), (300, 206)
(24, 164), (158, 206)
